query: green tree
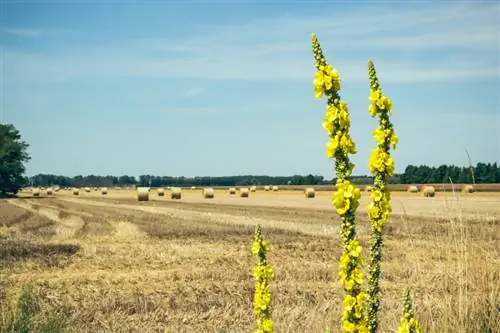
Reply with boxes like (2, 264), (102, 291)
(0, 124), (31, 194)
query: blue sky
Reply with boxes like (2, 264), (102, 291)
(2, 0), (499, 178)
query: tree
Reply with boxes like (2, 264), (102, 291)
(0, 124), (31, 194)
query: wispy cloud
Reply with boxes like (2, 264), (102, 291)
(2, 28), (44, 37)
(183, 87), (206, 98)
(4, 2), (499, 84)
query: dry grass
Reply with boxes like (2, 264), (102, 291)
(0, 191), (499, 333)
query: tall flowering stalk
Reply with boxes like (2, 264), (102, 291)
(366, 60), (398, 332)
(396, 288), (422, 333)
(251, 224), (273, 333)
(311, 33), (368, 333)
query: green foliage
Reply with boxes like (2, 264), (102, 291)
(0, 124), (31, 195)
(0, 285), (67, 333)
(400, 162), (500, 184)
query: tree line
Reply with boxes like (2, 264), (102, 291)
(23, 162), (500, 188)
(399, 162), (500, 184)
(25, 174), (329, 187)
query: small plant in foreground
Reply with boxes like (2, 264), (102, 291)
(397, 288), (422, 333)
(251, 224), (273, 333)
(0, 284), (66, 333)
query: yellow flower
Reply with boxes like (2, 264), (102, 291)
(340, 134), (357, 154)
(368, 104), (377, 117)
(390, 132), (399, 149)
(370, 190), (383, 202)
(261, 319), (273, 333)
(373, 127), (386, 145)
(326, 135), (340, 158)
(369, 89), (381, 105)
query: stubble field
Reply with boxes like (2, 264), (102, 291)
(1, 188), (499, 333)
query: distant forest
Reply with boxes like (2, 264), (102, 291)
(25, 162), (499, 187)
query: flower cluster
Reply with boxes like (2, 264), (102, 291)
(314, 64), (341, 100)
(312, 33), (368, 333)
(366, 60), (399, 333)
(397, 288), (422, 333)
(251, 224), (273, 333)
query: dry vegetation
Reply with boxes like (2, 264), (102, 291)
(1, 189), (499, 332)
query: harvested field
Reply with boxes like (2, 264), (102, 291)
(1, 190), (499, 332)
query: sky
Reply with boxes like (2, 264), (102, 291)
(1, 0), (499, 178)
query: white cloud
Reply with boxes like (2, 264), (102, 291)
(3, 2), (499, 84)
(2, 28), (44, 37)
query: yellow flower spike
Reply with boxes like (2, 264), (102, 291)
(397, 288), (422, 333)
(252, 225), (273, 333)
(313, 33), (367, 333)
(367, 60), (415, 333)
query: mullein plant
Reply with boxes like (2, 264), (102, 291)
(365, 60), (398, 333)
(397, 288), (422, 333)
(251, 224), (273, 333)
(311, 33), (369, 333)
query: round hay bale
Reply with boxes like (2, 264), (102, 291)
(137, 187), (149, 201)
(364, 185), (373, 192)
(46, 187), (53, 195)
(304, 188), (315, 198)
(84, 187), (91, 193)
(264, 185), (270, 191)
(272, 185), (279, 192)
(203, 188), (214, 199)
(407, 185), (419, 193)
(73, 188), (79, 196)
(94, 187), (98, 191)
(32, 188), (40, 197)
(157, 188), (165, 196)
(250, 186), (257, 192)
(422, 186), (435, 197)
(229, 187), (236, 195)
(462, 185), (475, 193)
(239, 188), (250, 198)
(171, 187), (182, 199)
(101, 187), (108, 195)
(191, 186), (196, 190)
